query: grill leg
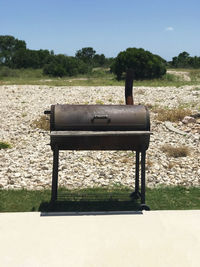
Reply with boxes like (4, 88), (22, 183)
(135, 151), (140, 195)
(140, 150), (150, 211)
(51, 146), (59, 202)
(141, 150), (146, 204)
(130, 151), (140, 199)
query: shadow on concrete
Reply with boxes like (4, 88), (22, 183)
(39, 191), (141, 215)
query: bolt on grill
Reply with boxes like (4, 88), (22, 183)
(44, 69), (152, 210)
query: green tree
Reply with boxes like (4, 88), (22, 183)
(75, 47), (96, 63)
(171, 56), (178, 67)
(37, 49), (52, 67)
(171, 51), (192, 68)
(189, 56), (200, 68)
(93, 54), (106, 67)
(177, 51), (190, 67)
(11, 48), (52, 69)
(111, 48), (166, 80)
(104, 57), (115, 68)
(43, 54), (91, 77)
(0, 35), (26, 66)
(11, 49), (39, 68)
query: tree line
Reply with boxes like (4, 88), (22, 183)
(0, 35), (113, 77)
(0, 35), (200, 80)
(169, 51), (200, 69)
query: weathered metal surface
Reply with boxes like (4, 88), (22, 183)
(50, 131), (152, 136)
(125, 69), (134, 105)
(50, 130), (151, 151)
(49, 104), (150, 131)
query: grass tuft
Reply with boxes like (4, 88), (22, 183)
(137, 89), (145, 95)
(161, 144), (190, 157)
(193, 87), (200, 91)
(146, 159), (153, 169)
(31, 115), (50, 131)
(153, 106), (191, 122)
(95, 100), (104, 105)
(0, 141), (12, 149)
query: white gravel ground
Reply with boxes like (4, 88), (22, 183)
(0, 85), (199, 190)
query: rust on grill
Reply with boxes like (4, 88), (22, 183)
(125, 68), (134, 105)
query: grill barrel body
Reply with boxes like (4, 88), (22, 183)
(49, 104), (151, 151)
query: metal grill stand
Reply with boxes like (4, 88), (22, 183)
(50, 131), (151, 211)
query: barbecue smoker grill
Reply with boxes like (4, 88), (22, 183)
(45, 70), (151, 210)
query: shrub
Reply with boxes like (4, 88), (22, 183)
(43, 62), (66, 77)
(0, 66), (18, 77)
(111, 48), (166, 80)
(43, 55), (91, 77)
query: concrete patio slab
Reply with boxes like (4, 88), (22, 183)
(0, 210), (200, 267)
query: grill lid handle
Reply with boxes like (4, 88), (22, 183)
(91, 115), (111, 123)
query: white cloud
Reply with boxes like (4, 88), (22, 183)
(165, 27), (174, 31)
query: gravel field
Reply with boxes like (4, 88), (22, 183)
(0, 85), (199, 190)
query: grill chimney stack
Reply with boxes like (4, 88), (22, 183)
(125, 69), (134, 105)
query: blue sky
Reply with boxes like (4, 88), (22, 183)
(1, 0), (200, 60)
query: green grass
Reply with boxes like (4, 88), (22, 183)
(0, 141), (12, 149)
(1, 67), (200, 87)
(0, 186), (199, 212)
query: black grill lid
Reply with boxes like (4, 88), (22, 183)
(50, 104), (150, 131)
